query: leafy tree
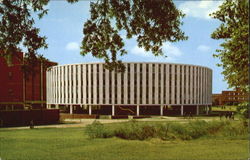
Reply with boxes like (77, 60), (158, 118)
(0, 0), (49, 66)
(237, 102), (249, 119)
(1, 0), (187, 72)
(210, 0), (249, 92)
(80, 0), (187, 71)
(210, 0), (249, 118)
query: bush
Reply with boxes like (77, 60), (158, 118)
(168, 123), (191, 140)
(85, 121), (114, 138)
(114, 120), (157, 140)
(220, 121), (248, 137)
(186, 120), (208, 139)
(84, 120), (248, 141)
(156, 123), (178, 140)
(206, 120), (225, 134)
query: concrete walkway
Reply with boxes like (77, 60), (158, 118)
(0, 116), (220, 130)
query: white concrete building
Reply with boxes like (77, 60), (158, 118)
(46, 62), (212, 116)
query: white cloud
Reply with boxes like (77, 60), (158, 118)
(178, 0), (223, 19)
(65, 42), (79, 51)
(130, 42), (182, 62)
(131, 46), (151, 57)
(162, 42), (182, 57)
(197, 45), (211, 52)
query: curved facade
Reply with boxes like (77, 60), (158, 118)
(46, 62), (212, 116)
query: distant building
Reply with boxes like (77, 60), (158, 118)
(46, 62), (212, 116)
(212, 88), (248, 106)
(0, 52), (57, 110)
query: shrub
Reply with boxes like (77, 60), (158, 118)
(156, 123), (178, 140)
(156, 123), (169, 138)
(186, 120), (208, 139)
(220, 120), (248, 137)
(139, 124), (157, 140)
(85, 121), (114, 138)
(114, 120), (138, 140)
(84, 119), (248, 141)
(206, 120), (225, 135)
(168, 123), (191, 140)
(114, 120), (157, 140)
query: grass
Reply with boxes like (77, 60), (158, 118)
(212, 105), (237, 111)
(0, 121), (249, 160)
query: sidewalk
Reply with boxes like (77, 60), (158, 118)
(0, 116), (218, 130)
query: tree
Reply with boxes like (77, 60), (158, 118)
(0, 0), (52, 103)
(1, 0), (187, 71)
(210, 0), (249, 119)
(0, 0), (49, 67)
(210, 0), (249, 92)
(237, 102), (248, 119)
(81, 0), (187, 71)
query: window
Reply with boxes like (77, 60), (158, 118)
(121, 73), (124, 104)
(175, 66), (177, 104)
(169, 65), (171, 104)
(8, 89), (14, 96)
(115, 73), (117, 104)
(146, 64), (149, 104)
(76, 66), (78, 89)
(180, 66), (182, 103)
(188, 66), (190, 104)
(163, 65), (166, 104)
(96, 65), (99, 104)
(109, 71), (112, 104)
(192, 67), (195, 104)
(102, 67), (105, 104)
(184, 66), (186, 104)
(128, 87), (130, 104)
(152, 65), (155, 104)
(86, 65), (88, 103)
(8, 72), (12, 79)
(134, 65), (137, 104)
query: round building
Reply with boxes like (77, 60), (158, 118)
(46, 62), (212, 116)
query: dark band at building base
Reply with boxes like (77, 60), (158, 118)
(48, 104), (212, 116)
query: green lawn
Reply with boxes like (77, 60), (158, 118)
(0, 125), (248, 160)
(212, 105), (237, 112)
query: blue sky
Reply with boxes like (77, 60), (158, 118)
(34, 0), (228, 93)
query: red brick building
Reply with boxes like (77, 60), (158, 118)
(212, 88), (248, 106)
(0, 52), (57, 110)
